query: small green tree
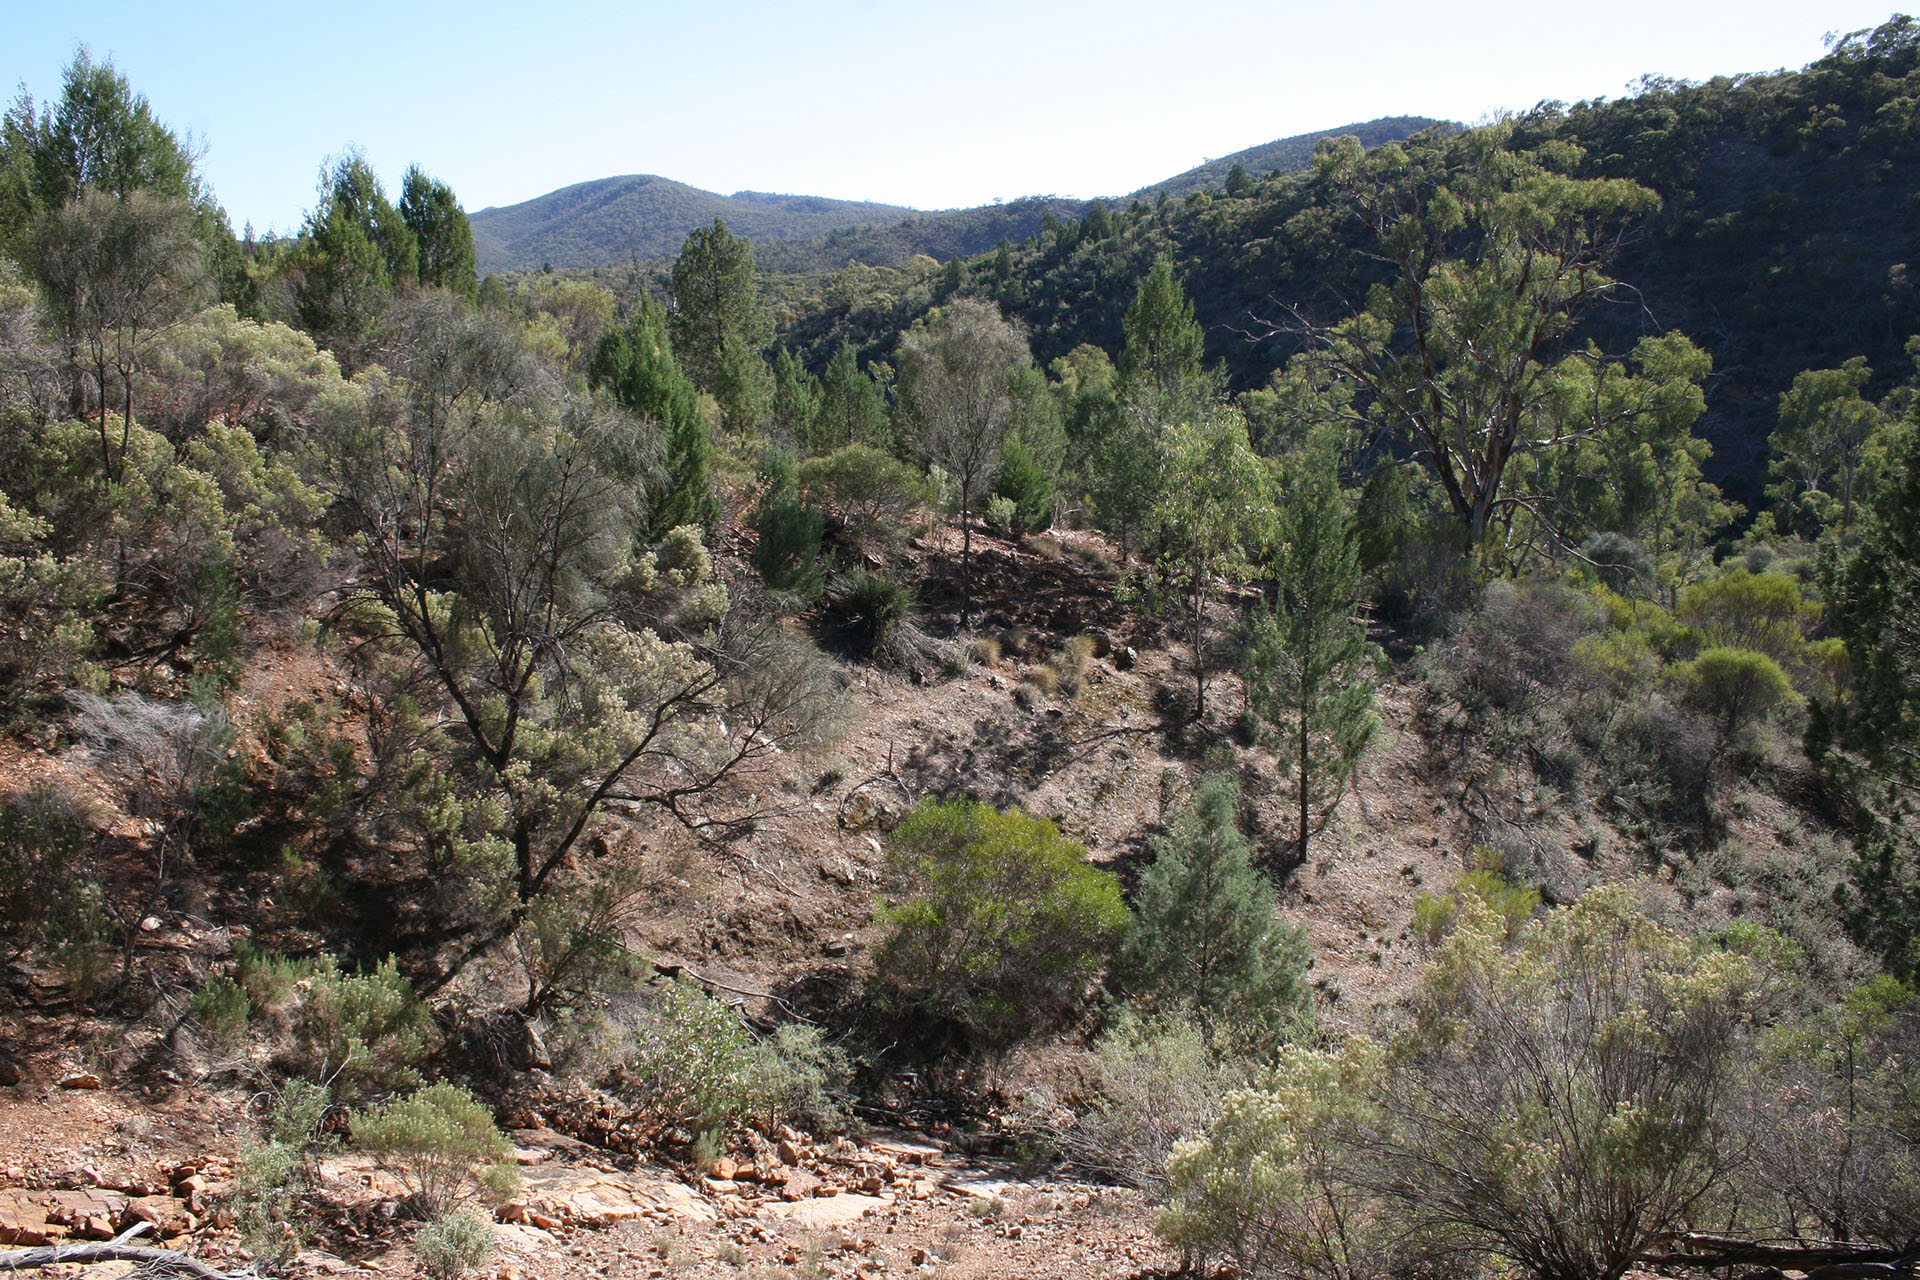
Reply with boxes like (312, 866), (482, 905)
(812, 341), (888, 453)
(590, 296), (716, 533)
(1123, 773), (1310, 1049)
(874, 799), (1128, 1046)
(352, 1083), (518, 1216)
(1245, 443), (1380, 868)
(750, 449), (827, 601)
(1769, 357), (1884, 537)
(1145, 412), (1270, 719)
(768, 345), (821, 447)
(399, 165), (476, 297)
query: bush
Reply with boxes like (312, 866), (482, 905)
(0, 785), (111, 991)
(414, 1209), (495, 1280)
(988, 433), (1054, 536)
(1060, 1012), (1240, 1193)
(235, 945), (434, 1095)
(1671, 645), (1799, 742)
(799, 444), (934, 544)
(750, 450), (827, 602)
(625, 980), (848, 1133)
(1161, 1039), (1394, 1280)
(227, 1079), (335, 1263)
(824, 568), (914, 657)
(352, 1083), (518, 1217)
(873, 799), (1128, 1047)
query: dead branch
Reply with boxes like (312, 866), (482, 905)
(0, 1221), (253, 1277)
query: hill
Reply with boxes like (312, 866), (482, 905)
(473, 118), (1445, 276)
(469, 175), (922, 273)
(1130, 114), (1450, 200)
(777, 24), (1920, 510)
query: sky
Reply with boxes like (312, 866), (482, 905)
(4, 0), (1905, 234)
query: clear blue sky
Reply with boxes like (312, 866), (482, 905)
(5, 0), (1904, 234)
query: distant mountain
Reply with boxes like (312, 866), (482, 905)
(469, 176), (921, 273)
(1131, 116), (1451, 200)
(472, 118), (1446, 276)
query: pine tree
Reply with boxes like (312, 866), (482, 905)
(769, 346), (821, 448)
(1118, 257), (1205, 403)
(589, 297), (716, 533)
(1245, 436), (1380, 871)
(399, 165), (476, 297)
(1122, 772), (1309, 1048)
(667, 218), (770, 433)
(813, 341), (887, 453)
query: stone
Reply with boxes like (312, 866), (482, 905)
(758, 1193), (890, 1230)
(57, 1070), (102, 1090)
(775, 1139), (801, 1166)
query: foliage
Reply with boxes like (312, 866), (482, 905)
(590, 295), (716, 532)
(1768, 356), (1885, 537)
(352, 1083), (518, 1216)
(1161, 1038), (1395, 1280)
(897, 298), (1033, 622)
(1121, 772), (1311, 1051)
(1813, 408), (1920, 975)
(626, 980), (847, 1132)
(1669, 645), (1798, 745)
(798, 443), (933, 543)
(414, 1209), (495, 1280)
(823, 567), (913, 656)
(234, 946), (434, 1096)
(0, 784), (111, 990)
(1059, 1011), (1242, 1193)
(0, 491), (99, 712)
(1164, 888), (1763, 1280)
(749, 449), (827, 601)
(873, 798), (1128, 1046)
(1143, 411), (1270, 717)
(1244, 437), (1380, 864)
(987, 430), (1053, 536)
(399, 165), (476, 297)
(810, 341), (889, 453)
(667, 218), (771, 433)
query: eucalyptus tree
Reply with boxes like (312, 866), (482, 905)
(896, 298), (1032, 626)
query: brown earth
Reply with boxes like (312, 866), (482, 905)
(0, 521), (1839, 1278)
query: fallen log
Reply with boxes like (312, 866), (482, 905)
(0, 1220), (249, 1277)
(1637, 1230), (1918, 1277)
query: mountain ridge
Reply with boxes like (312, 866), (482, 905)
(469, 116), (1445, 274)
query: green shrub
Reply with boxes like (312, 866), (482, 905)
(0, 785), (111, 991)
(1120, 773), (1311, 1053)
(988, 433), (1053, 536)
(983, 493), (1021, 537)
(873, 799), (1129, 1046)
(798, 444), (934, 542)
(1672, 645), (1798, 736)
(750, 450), (828, 602)
(191, 974), (252, 1050)
(414, 1209), (495, 1280)
(1061, 1011), (1241, 1193)
(352, 1083), (518, 1216)
(228, 1079), (335, 1263)
(626, 981), (848, 1133)
(235, 945), (434, 1095)
(824, 568), (913, 656)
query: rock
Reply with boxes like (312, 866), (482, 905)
(497, 1202), (529, 1224)
(527, 1212), (563, 1231)
(77, 1214), (115, 1240)
(57, 1070), (102, 1090)
(758, 1193), (891, 1230)
(776, 1140), (801, 1166)
(173, 1174), (208, 1198)
(1086, 630), (1114, 658)
(0, 1060), (20, 1085)
(1113, 645), (1138, 671)
(709, 1157), (739, 1181)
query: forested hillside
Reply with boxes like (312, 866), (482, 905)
(0, 22), (1918, 1280)
(471, 119), (1442, 277)
(776, 27), (1920, 508)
